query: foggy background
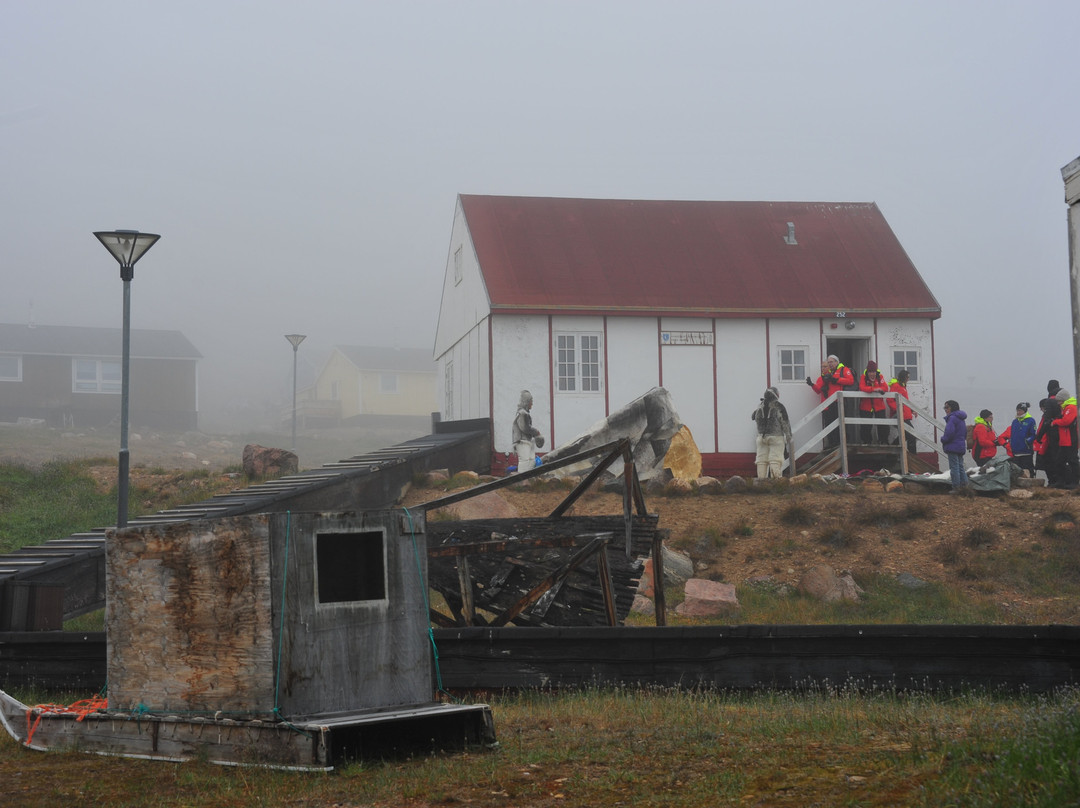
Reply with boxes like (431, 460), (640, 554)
(3, 1), (1078, 434)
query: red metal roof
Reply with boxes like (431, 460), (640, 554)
(460, 195), (940, 319)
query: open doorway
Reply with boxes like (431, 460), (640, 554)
(825, 337), (870, 375)
(826, 338), (871, 446)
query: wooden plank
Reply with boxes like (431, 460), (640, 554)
(457, 555), (475, 626)
(489, 539), (606, 627)
(428, 535), (576, 558)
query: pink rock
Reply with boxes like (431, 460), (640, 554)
(674, 578), (739, 617)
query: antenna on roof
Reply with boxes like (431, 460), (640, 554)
(784, 222), (797, 245)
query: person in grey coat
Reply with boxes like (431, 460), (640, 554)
(512, 390), (544, 472)
(752, 386), (792, 479)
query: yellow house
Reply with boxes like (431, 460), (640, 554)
(305, 346), (436, 425)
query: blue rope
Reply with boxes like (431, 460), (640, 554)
(403, 506), (453, 699)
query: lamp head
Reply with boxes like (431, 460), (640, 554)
(94, 230), (161, 281)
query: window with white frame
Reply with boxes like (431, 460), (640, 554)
(0, 355), (21, 381)
(555, 332), (602, 393)
(777, 346), (807, 382)
(73, 359), (121, 393)
(380, 372), (398, 393)
(891, 349), (920, 382)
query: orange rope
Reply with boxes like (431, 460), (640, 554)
(25, 697), (108, 746)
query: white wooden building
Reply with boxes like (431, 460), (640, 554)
(433, 195), (941, 476)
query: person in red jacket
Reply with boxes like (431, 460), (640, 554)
(970, 409), (999, 467)
(1048, 379), (1079, 487)
(887, 369), (917, 454)
(857, 360), (889, 444)
(806, 354), (855, 449)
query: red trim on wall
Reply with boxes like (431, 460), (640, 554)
(930, 319), (938, 441)
(603, 316), (610, 416)
(548, 316), (555, 445)
(712, 319), (719, 452)
(764, 318), (771, 385)
(487, 317), (495, 450)
(702, 452), (756, 478)
(656, 318), (663, 386)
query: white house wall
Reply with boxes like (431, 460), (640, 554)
(605, 316), (661, 414)
(718, 320), (771, 453)
(434, 198), (492, 424)
(439, 301), (938, 468)
(434, 199), (490, 360)
(437, 321), (489, 423)
(876, 317), (936, 450)
(492, 316), (551, 453)
(659, 317), (718, 453)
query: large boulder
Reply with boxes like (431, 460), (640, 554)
(663, 425), (702, 481)
(638, 546), (694, 598)
(541, 387), (684, 481)
(242, 444), (298, 478)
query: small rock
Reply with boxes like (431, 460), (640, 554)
(675, 578), (739, 617)
(798, 564), (863, 602)
(724, 475), (748, 492)
(896, 572), (928, 589)
(695, 476), (722, 494)
(630, 595), (655, 616)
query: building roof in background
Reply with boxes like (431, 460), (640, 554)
(336, 346), (435, 373)
(0, 323), (202, 359)
(459, 195), (941, 318)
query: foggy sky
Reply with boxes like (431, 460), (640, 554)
(3, 1), (1079, 428)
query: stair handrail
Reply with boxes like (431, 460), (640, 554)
(784, 391), (948, 475)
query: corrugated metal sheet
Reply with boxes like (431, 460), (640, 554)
(460, 196), (940, 318)
(0, 323), (202, 359)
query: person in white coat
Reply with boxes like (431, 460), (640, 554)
(512, 390), (544, 472)
(752, 386), (792, 479)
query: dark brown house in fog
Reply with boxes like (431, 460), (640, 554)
(0, 323), (201, 430)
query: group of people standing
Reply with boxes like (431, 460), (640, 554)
(939, 379), (1079, 490)
(752, 355), (917, 480)
(803, 355), (916, 451)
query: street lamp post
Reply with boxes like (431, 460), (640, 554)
(285, 334), (306, 453)
(94, 230), (161, 529)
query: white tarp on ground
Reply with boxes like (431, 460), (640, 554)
(542, 387), (684, 480)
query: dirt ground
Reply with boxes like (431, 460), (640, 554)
(401, 472), (1080, 624)
(6, 424), (1079, 623)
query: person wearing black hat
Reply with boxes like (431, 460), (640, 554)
(1048, 379), (1062, 397)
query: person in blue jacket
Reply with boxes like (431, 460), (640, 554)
(998, 402), (1037, 478)
(940, 400), (968, 490)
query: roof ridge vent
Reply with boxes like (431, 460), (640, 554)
(784, 222), (797, 245)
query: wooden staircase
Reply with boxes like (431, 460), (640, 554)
(795, 443), (937, 477)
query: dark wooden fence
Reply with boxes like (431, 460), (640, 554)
(5, 625), (1079, 694)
